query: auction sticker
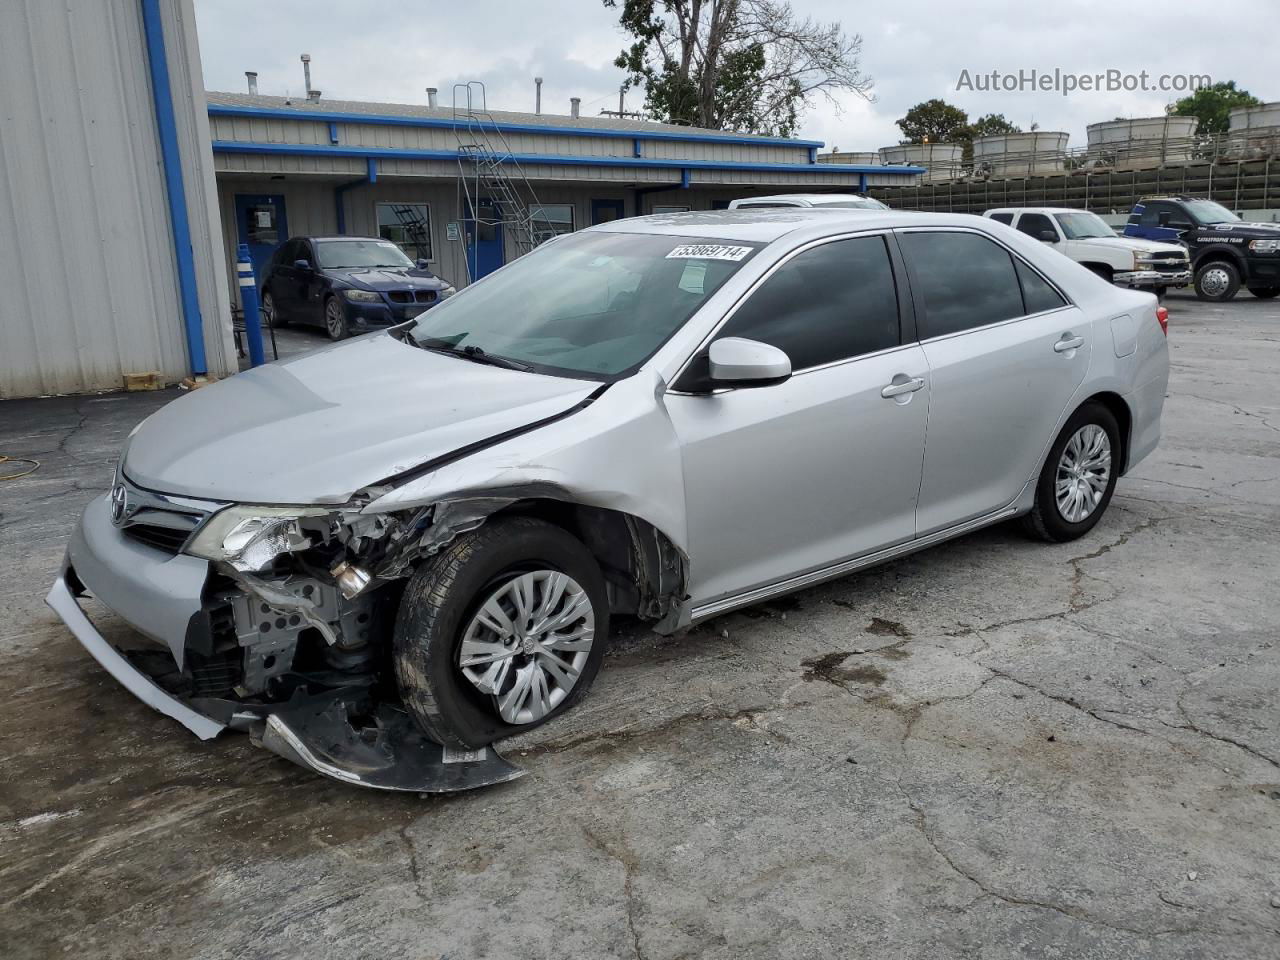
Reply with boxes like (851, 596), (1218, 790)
(666, 244), (753, 261)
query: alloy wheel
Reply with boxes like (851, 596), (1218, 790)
(325, 299), (346, 338)
(1055, 424), (1111, 523)
(261, 292), (275, 326)
(458, 570), (596, 725)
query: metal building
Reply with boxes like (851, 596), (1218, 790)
(0, 0), (235, 399)
(207, 91), (922, 296)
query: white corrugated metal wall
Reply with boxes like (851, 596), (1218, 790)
(0, 0), (233, 399)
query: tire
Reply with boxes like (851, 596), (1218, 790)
(323, 295), (349, 340)
(1021, 402), (1121, 543)
(1247, 286), (1280, 299)
(1194, 260), (1241, 301)
(1154, 286), (1167, 302)
(393, 516), (610, 749)
(261, 289), (287, 328)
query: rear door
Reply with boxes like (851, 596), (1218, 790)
(665, 233), (929, 606)
(897, 229), (1088, 535)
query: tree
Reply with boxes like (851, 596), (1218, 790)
(968, 113), (1020, 140)
(896, 99), (968, 143)
(1169, 81), (1261, 135)
(605, 0), (874, 137)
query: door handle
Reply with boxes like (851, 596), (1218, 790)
(881, 376), (925, 399)
(1054, 335), (1085, 353)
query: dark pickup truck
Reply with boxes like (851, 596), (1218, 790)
(1124, 196), (1280, 301)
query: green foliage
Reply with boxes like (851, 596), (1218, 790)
(606, 0), (871, 136)
(896, 99), (969, 143)
(968, 113), (1021, 140)
(1169, 81), (1261, 135)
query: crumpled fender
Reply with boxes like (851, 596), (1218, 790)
(363, 370), (690, 558)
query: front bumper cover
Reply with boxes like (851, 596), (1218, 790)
(48, 499), (525, 793)
(1115, 268), (1191, 288)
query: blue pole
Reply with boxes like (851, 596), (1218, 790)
(237, 244), (266, 367)
(140, 0), (207, 376)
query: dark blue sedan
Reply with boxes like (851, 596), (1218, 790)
(261, 235), (456, 339)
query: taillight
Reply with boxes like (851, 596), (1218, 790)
(1155, 305), (1169, 336)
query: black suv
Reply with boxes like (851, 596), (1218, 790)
(1123, 197), (1280, 302)
(262, 236), (456, 339)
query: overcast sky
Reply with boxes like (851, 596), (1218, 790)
(195, 0), (1272, 151)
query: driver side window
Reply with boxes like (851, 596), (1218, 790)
(711, 235), (901, 371)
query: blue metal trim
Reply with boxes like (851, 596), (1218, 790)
(141, 0), (206, 376)
(860, 173), (867, 193)
(328, 121), (339, 144)
(367, 157), (377, 183)
(207, 103), (826, 148)
(808, 146), (817, 164)
(680, 168), (690, 189)
(633, 137), (642, 158)
(210, 140), (924, 176)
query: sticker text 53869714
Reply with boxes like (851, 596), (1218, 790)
(665, 244), (753, 262)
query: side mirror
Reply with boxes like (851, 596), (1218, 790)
(293, 259), (313, 271)
(1038, 230), (1059, 243)
(415, 259), (431, 270)
(708, 337), (791, 387)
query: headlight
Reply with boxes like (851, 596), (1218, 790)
(187, 505), (330, 571)
(440, 284), (457, 298)
(1249, 239), (1280, 253)
(343, 289), (382, 302)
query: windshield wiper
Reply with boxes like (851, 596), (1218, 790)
(422, 341), (531, 371)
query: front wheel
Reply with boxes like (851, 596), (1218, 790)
(393, 517), (609, 749)
(1194, 261), (1241, 301)
(1247, 286), (1280, 299)
(324, 296), (349, 340)
(1021, 402), (1121, 543)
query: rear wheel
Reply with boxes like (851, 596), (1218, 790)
(261, 289), (287, 328)
(393, 517), (609, 749)
(1021, 402), (1121, 543)
(1247, 286), (1280, 299)
(324, 295), (349, 340)
(1194, 261), (1241, 301)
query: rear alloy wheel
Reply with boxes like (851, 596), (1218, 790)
(261, 289), (286, 328)
(1022, 402), (1120, 543)
(1247, 286), (1280, 299)
(324, 295), (349, 340)
(1194, 261), (1241, 301)
(393, 517), (609, 749)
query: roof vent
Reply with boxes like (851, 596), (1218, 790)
(245, 71), (258, 95)
(570, 97), (581, 119)
(535, 77), (543, 115)
(308, 89), (322, 102)
(426, 87), (438, 108)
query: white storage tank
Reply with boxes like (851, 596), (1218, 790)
(972, 131), (1068, 177)
(817, 150), (879, 165)
(1228, 101), (1280, 158)
(1086, 116), (1198, 169)
(878, 143), (962, 182)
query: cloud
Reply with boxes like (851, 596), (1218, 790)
(196, 0), (1274, 152)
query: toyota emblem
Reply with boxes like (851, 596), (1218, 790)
(110, 483), (128, 525)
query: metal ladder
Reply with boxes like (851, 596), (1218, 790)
(452, 82), (548, 281)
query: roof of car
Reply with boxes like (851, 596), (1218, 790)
(589, 209), (993, 243)
(733, 193), (877, 205)
(985, 207), (1084, 215)
(309, 235), (385, 242)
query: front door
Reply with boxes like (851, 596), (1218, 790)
(234, 194), (288, 282)
(664, 234), (928, 607)
(897, 229), (1089, 535)
(591, 199), (626, 225)
(465, 198), (505, 280)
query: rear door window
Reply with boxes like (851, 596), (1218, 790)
(898, 231), (1026, 339)
(712, 235), (901, 370)
(1015, 259), (1067, 314)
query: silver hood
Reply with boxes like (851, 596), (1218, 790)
(124, 335), (600, 504)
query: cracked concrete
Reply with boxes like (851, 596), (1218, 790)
(1, 291), (1279, 959)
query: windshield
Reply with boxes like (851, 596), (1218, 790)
(1055, 212), (1116, 240)
(409, 231), (760, 380)
(1184, 200), (1239, 225)
(315, 239), (414, 269)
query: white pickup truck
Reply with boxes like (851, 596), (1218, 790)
(984, 207), (1191, 295)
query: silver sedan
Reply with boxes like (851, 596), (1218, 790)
(48, 209), (1169, 791)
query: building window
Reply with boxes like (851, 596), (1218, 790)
(376, 202), (432, 262)
(652, 204), (691, 214)
(530, 204), (575, 245)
